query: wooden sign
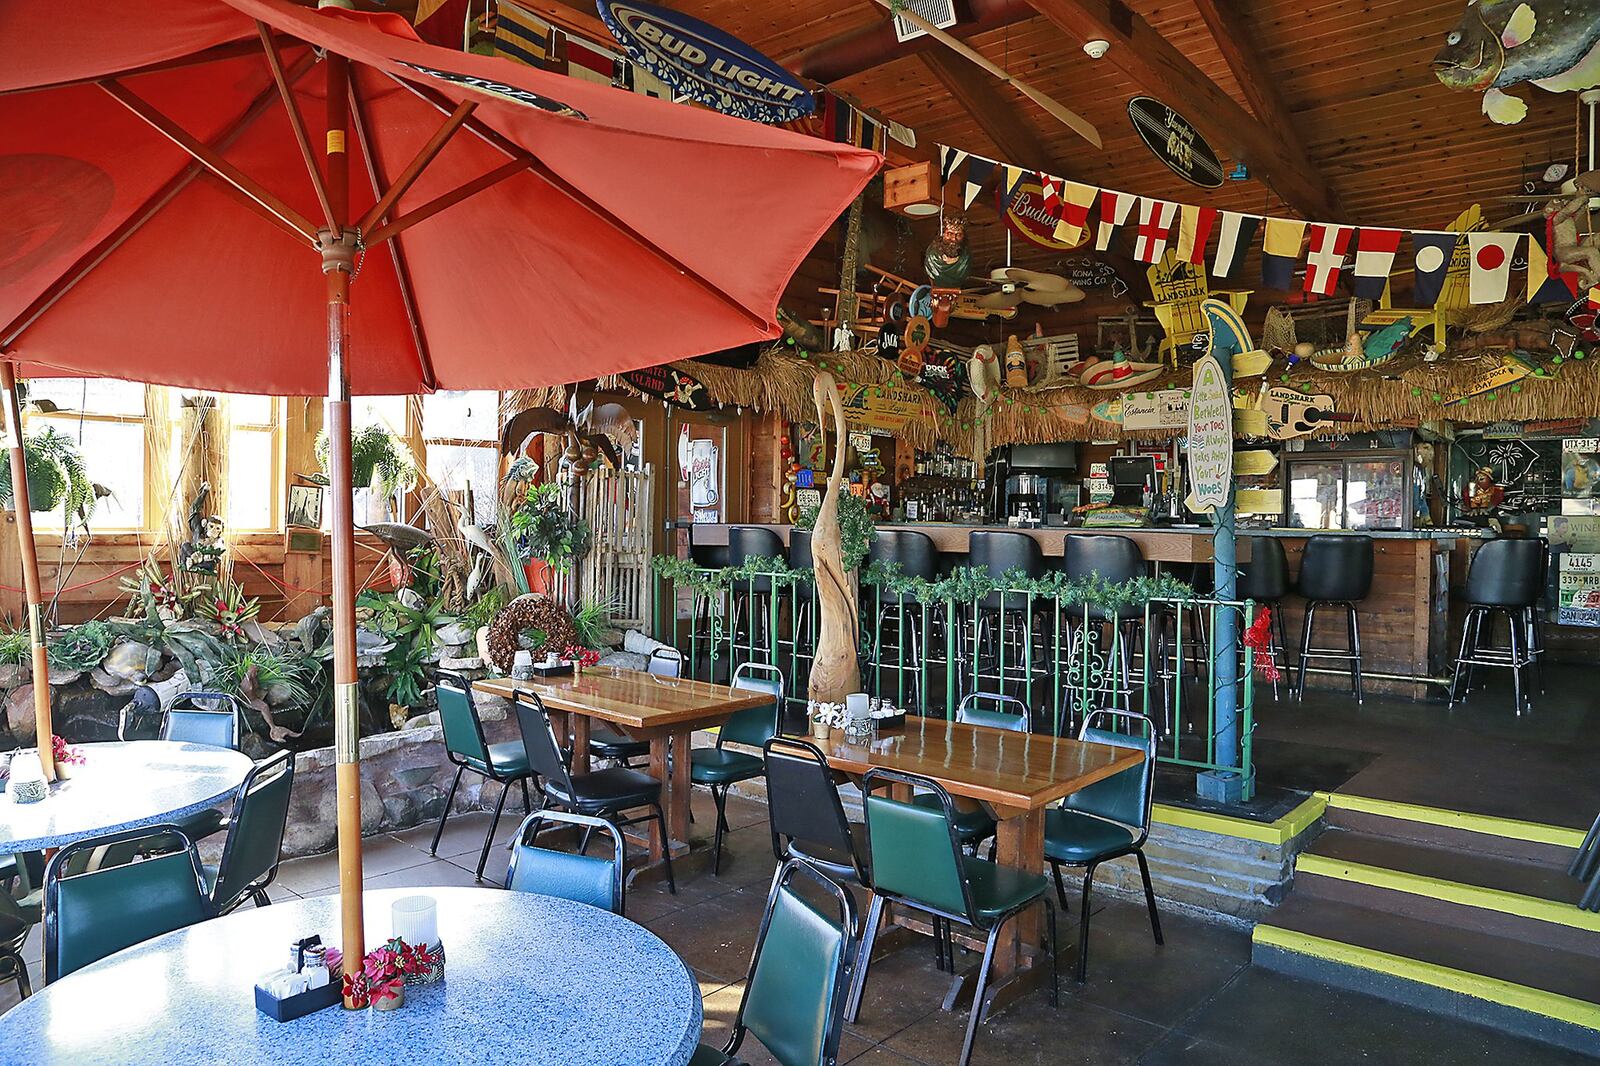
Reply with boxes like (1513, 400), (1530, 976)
(622, 365), (711, 410)
(840, 383), (926, 432)
(1450, 361), (1529, 404)
(1127, 97), (1224, 189)
(598, 0), (814, 122)
(1120, 389), (1190, 431)
(1186, 354), (1233, 509)
(1233, 449), (1279, 476)
(1236, 488), (1283, 515)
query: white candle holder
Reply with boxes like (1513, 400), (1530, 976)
(392, 895), (445, 985)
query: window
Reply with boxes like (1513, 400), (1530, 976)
(26, 379), (147, 531)
(423, 390), (500, 523)
(226, 394), (280, 531)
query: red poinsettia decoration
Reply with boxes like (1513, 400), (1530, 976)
(563, 644), (601, 668)
(51, 735), (86, 766)
(339, 937), (440, 1008)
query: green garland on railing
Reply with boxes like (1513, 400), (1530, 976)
(651, 554), (812, 597)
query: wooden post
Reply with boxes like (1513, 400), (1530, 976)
(0, 364), (54, 779)
(807, 371), (860, 702)
(321, 48), (365, 1006)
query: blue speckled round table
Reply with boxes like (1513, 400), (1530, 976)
(3, 886), (703, 1065)
(0, 740), (252, 852)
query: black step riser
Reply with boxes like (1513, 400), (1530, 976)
(1323, 806), (1577, 867)
(1294, 870), (1600, 961)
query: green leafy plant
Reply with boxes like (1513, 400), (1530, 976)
(509, 483), (592, 572)
(214, 644), (314, 712)
(315, 424), (417, 500)
(0, 427), (96, 526)
(358, 588), (455, 709)
(459, 585), (507, 631)
(0, 628), (27, 667)
(797, 491), (877, 572)
(570, 598), (615, 651)
(45, 620), (117, 673)
(195, 576), (260, 642)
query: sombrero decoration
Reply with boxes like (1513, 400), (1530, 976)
(1080, 347), (1164, 390)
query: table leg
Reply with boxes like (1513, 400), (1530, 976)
(980, 806), (1046, 1018)
(666, 729), (692, 850)
(570, 714), (591, 776)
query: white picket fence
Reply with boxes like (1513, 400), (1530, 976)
(579, 464), (654, 629)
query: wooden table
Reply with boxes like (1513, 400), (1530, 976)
(475, 668), (773, 867)
(803, 716), (1144, 1016)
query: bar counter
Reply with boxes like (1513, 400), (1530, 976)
(692, 522), (1472, 697)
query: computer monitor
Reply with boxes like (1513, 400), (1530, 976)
(1108, 456), (1156, 506)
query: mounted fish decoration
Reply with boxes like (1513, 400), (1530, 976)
(1434, 0), (1600, 124)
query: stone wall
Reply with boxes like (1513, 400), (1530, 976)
(281, 692), (517, 858)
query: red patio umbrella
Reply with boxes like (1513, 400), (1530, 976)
(0, 0), (876, 996)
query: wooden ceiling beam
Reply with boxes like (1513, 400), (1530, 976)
(1023, 0), (1339, 219)
(918, 50), (1065, 175)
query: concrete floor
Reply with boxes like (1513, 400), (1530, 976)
(5, 787), (1592, 1064)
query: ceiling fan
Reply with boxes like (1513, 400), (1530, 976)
(970, 266), (1085, 310)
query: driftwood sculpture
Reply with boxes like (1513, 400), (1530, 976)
(807, 370), (860, 703)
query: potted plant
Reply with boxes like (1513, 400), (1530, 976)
(509, 483), (592, 593)
(316, 425), (416, 522)
(0, 426), (97, 527)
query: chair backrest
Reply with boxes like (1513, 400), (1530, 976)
(763, 737), (866, 881)
(956, 692), (1030, 733)
(720, 662), (784, 749)
(1467, 538), (1545, 609)
(788, 528), (814, 571)
(728, 525), (785, 566)
(506, 809), (625, 913)
(861, 768), (972, 922)
(1297, 534), (1374, 602)
(647, 647), (684, 678)
(968, 530), (1044, 580)
(1062, 534), (1146, 584)
(726, 859), (858, 1066)
(1237, 537), (1289, 602)
(210, 750), (295, 912)
(687, 524), (729, 569)
(435, 671), (492, 766)
(513, 690), (576, 797)
(160, 691), (241, 749)
(45, 825), (213, 981)
(1063, 710), (1156, 843)
(867, 530), (939, 581)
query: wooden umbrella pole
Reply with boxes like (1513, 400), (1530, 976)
(0, 363), (54, 780)
(322, 47), (365, 1006)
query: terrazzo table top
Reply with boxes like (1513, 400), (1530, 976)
(4, 886), (704, 1066)
(0, 740), (252, 852)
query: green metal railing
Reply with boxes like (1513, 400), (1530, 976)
(651, 569), (1255, 797)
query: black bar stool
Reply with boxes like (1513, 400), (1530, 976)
(775, 528), (814, 667)
(967, 530), (1045, 699)
(867, 529), (941, 712)
(684, 525), (728, 674)
(1294, 534), (1373, 703)
(1450, 538), (1543, 714)
(1238, 537), (1291, 700)
(1062, 535), (1147, 724)
(727, 525), (784, 663)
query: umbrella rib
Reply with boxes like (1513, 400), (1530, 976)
(388, 74), (773, 334)
(257, 23), (338, 236)
(354, 99), (478, 239)
(1, 52), (317, 350)
(98, 78), (317, 242)
(364, 159), (530, 247)
(348, 78), (438, 391)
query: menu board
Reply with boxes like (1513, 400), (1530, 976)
(1185, 355), (1232, 510)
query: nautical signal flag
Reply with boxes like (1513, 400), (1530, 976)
(1212, 212), (1260, 279)
(1411, 232), (1458, 306)
(964, 157), (997, 210)
(1054, 182), (1099, 248)
(938, 146), (968, 186)
(1175, 205), (1219, 266)
(1002, 164), (1026, 198)
(1352, 228), (1403, 300)
(1528, 231), (1580, 304)
(1133, 199), (1180, 263)
(1096, 191), (1136, 252)
(495, 0), (556, 66)
(1304, 224), (1354, 296)
(1467, 232), (1520, 304)
(1038, 174), (1063, 219)
(1261, 218), (1307, 290)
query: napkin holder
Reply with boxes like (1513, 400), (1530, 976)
(529, 661), (573, 677)
(254, 936), (341, 1022)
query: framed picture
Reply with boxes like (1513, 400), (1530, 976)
(286, 483), (323, 529)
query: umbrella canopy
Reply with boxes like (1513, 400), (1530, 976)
(0, 0), (877, 393)
(0, 0), (877, 999)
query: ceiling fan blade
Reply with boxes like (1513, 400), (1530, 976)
(975, 291), (1026, 309)
(872, 0), (1102, 149)
(1020, 285), (1085, 306)
(1005, 267), (1072, 291)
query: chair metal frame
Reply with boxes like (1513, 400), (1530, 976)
(44, 824), (214, 983)
(513, 689), (675, 895)
(697, 661), (785, 876)
(762, 736), (869, 886)
(130, 691), (245, 747)
(430, 670), (535, 881)
(1045, 709), (1163, 983)
(209, 749), (295, 914)
(506, 808), (627, 915)
(713, 858), (860, 1066)
(850, 768), (1058, 1066)
(955, 691), (1031, 732)
(589, 647), (683, 768)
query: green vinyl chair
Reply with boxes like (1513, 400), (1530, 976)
(44, 825), (214, 982)
(910, 692), (1028, 852)
(506, 808), (626, 915)
(688, 662), (783, 875)
(431, 670), (535, 882)
(1043, 709), (1162, 983)
(689, 858), (858, 1066)
(850, 768), (1058, 1066)
(0, 858), (34, 998)
(150, 692), (246, 847)
(589, 647), (683, 767)
(205, 750), (294, 914)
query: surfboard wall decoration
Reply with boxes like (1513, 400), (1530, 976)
(1127, 97), (1224, 189)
